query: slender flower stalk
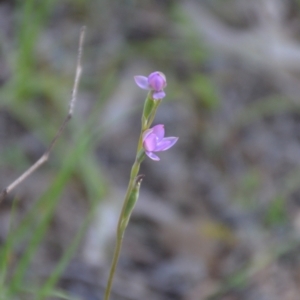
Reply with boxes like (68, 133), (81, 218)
(103, 72), (178, 300)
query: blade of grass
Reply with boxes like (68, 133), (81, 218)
(14, 0), (57, 102)
(0, 195), (19, 291)
(20, 286), (80, 300)
(36, 205), (96, 299)
(7, 133), (89, 296)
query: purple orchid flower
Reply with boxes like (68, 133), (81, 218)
(142, 124), (178, 161)
(134, 71), (167, 100)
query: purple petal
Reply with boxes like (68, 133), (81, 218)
(142, 128), (154, 141)
(152, 91), (166, 100)
(143, 133), (157, 151)
(148, 71), (167, 91)
(134, 76), (149, 90)
(145, 151), (160, 161)
(155, 137), (178, 151)
(151, 124), (165, 142)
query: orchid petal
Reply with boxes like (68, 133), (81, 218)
(155, 137), (178, 151)
(145, 151), (160, 161)
(148, 72), (167, 90)
(152, 91), (166, 100)
(142, 128), (154, 141)
(143, 133), (157, 151)
(134, 76), (149, 90)
(151, 124), (165, 142)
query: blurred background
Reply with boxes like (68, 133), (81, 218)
(1, 0), (300, 299)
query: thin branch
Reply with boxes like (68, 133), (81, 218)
(0, 26), (86, 203)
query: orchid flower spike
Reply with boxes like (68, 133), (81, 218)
(134, 71), (167, 100)
(142, 124), (178, 161)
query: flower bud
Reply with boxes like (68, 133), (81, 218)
(120, 175), (144, 232)
(134, 71), (167, 100)
(148, 72), (167, 92)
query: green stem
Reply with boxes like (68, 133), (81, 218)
(103, 233), (123, 300)
(103, 160), (141, 300)
(144, 100), (161, 130)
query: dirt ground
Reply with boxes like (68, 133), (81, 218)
(2, 1), (300, 300)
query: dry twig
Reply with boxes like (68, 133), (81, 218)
(0, 26), (86, 203)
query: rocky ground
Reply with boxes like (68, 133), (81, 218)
(1, 1), (300, 299)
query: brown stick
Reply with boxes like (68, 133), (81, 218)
(0, 26), (86, 203)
